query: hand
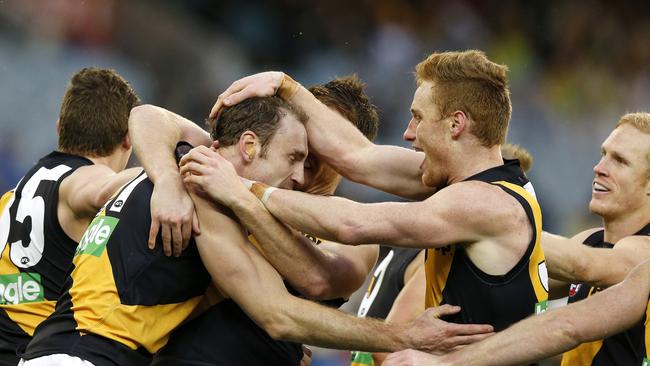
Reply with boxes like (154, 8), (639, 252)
(149, 173), (200, 257)
(179, 145), (249, 207)
(209, 71), (284, 119)
(384, 349), (448, 366)
(300, 345), (312, 366)
(405, 305), (494, 354)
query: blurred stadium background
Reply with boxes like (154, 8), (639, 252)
(0, 1), (649, 364)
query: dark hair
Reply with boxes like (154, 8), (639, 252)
(210, 96), (307, 156)
(308, 75), (379, 141)
(58, 67), (140, 156)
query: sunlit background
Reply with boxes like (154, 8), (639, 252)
(1, 1), (649, 364)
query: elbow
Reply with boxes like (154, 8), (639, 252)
(335, 219), (366, 245)
(295, 275), (332, 300)
(256, 305), (296, 341)
(551, 313), (583, 347)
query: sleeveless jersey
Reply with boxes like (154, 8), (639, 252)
(424, 160), (548, 332)
(356, 247), (422, 320)
(351, 247), (422, 366)
(562, 224), (650, 366)
(0, 151), (92, 365)
(21, 171), (211, 366)
(151, 231), (337, 365)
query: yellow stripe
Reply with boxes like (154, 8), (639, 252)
(562, 340), (603, 366)
(493, 181), (548, 302)
(0, 190), (12, 214)
(424, 246), (455, 308)
(0, 192), (58, 335)
(646, 300), (649, 358)
(70, 247), (205, 353)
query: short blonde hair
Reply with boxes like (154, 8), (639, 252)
(616, 112), (650, 133)
(415, 50), (511, 147)
(616, 113), (650, 168)
(501, 143), (533, 173)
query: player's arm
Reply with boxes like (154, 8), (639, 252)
(374, 260), (426, 365)
(129, 104), (212, 255)
(180, 145), (377, 299)
(210, 72), (435, 200)
(181, 147), (510, 248)
(543, 229), (650, 288)
(385, 259), (650, 366)
(59, 165), (143, 217)
(258, 181), (512, 249)
(190, 192), (494, 353)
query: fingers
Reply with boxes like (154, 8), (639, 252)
(171, 221), (183, 257)
(180, 161), (211, 177)
(428, 304), (461, 318)
(182, 219), (192, 251)
(447, 332), (495, 347)
(161, 224), (172, 257)
(148, 220), (160, 250)
(179, 146), (212, 166)
(222, 87), (259, 107)
(451, 323), (494, 335)
(210, 79), (248, 118)
(192, 210), (201, 235)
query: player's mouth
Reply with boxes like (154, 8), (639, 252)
(592, 181), (610, 193)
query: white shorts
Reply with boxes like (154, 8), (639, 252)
(19, 354), (96, 366)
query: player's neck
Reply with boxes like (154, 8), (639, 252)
(87, 155), (121, 172)
(447, 146), (504, 184)
(603, 207), (650, 243)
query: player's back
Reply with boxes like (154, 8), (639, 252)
(21, 171), (211, 366)
(0, 151), (93, 365)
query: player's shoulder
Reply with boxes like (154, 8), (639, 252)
(432, 180), (520, 211)
(614, 234), (650, 250)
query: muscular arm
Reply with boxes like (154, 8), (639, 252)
(290, 83), (432, 200)
(428, 260), (650, 366)
(227, 188), (378, 299)
(190, 193), (490, 352)
(211, 72), (434, 200)
(129, 104), (211, 183)
(128, 104), (212, 255)
(261, 181), (513, 249)
(543, 229), (650, 288)
(60, 166), (142, 219)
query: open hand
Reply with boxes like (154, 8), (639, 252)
(209, 71), (284, 119)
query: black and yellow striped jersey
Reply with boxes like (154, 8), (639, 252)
(21, 171), (211, 366)
(0, 152), (92, 365)
(151, 232), (329, 366)
(562, 224), (650, 366)
(424, 160), (548, 332)
(358, 247), (422, 319)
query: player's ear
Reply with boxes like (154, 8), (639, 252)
(450, 111), (467, 139)
(55, 119), (61, 134)
(122, 133), (132, 150)
(239, 131), (260, 163)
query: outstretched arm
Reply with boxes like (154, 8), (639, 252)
(128, 104), (211, 255)
(384, 259), (650, 366)
(181, 148), (509, 249)
(190, 192), (493, 353)
(210, 72), (435, 200)
(543, 230), (650, 288)
(179, 145), (377, 299)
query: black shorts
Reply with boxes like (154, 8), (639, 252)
(152, 299), (303, 366)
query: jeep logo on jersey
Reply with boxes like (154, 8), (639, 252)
(77, 216), (119, 257)
(0, 273), (44, 305)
